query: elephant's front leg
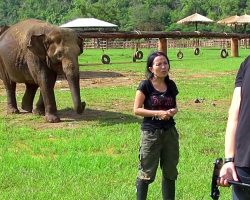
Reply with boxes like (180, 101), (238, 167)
(22, 83), (38, 112)
(39, 72), (60, 123)
(5, 80), (19, 114)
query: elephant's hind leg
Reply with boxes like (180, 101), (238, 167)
(33, 92), (60, 123)
(21, 83), (38, 112)
(5, 81), (19, 114)
(33, 92), (45, 115)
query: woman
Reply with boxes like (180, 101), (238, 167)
(219, 56), (250, 199)
(134, 51), (179, 200)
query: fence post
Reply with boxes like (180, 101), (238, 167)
(231, 38), (239, 57)
(158, 38), (167, 55)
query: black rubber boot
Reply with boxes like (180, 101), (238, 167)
(136, 178), (149, 200)
(162, 177), (175, 200)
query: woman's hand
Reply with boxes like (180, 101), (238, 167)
(157, 108), (178, 120)
(168, 108), (178, 117)
(218, 162), (238, 187)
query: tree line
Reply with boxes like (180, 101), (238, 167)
(1, 0), (250, 33)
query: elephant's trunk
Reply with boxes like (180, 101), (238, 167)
(62, 58), (84, 114)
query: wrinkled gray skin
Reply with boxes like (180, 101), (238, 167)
(0, 19), (85, 122)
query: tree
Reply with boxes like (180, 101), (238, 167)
(0, 0), (21, 25)
(0, 0), (249, 32)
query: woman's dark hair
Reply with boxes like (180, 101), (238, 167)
(145, 51), (170, 79)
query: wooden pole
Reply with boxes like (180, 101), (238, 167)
(158, 38), (167, 55)
(231, 38), (239, 57)
(78, 31), (249, 39)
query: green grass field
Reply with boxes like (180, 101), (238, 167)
(0, 47), (249, 199)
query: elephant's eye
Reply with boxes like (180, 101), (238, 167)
(57, 51), (63, 60)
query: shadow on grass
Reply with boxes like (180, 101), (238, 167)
(79, 60), (145, 67)
(79, 71), (124, 79)
(58, 108), (141, 125)
(58, 71), (125, 80)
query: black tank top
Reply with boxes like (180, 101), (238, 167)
(137, 79), (178, 131)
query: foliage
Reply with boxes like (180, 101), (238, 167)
(1, 0), (250, 32)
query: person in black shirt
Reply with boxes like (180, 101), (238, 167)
(218, 56), (250, 199)
(134, 51), (179, 200)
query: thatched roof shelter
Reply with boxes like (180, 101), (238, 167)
(217, 15), (240, 31)
(217, 15), (239, 25)
(236, 14), (250, 33)
(177, 13), (214, 31)
(236, 14), (250, 24)
(60, 18), (118, 31)
(218, 14), (250, 32)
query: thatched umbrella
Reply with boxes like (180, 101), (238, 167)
(217, 15), (240, 31)
(177, 13), (214, 31)
(236, 14), (250, 33)
(218, 14), (250, 32)
(217, 15), (239, 24)
(236, 14), (250, 48)
(177, 13), (214, 56)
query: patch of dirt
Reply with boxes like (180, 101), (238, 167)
(56, 71), (143, 89)
(179, 98), (231, 111)
(0, 71), (143, 94)
(189, 70), (236, 79)
(169, 69), (237, 79)
(0, 69), (233, 129)
(0, 71), (143, 129)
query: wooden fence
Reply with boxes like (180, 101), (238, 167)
(83, 38), (249, 49)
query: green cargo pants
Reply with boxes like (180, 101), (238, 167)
(137, 126), (179, 183)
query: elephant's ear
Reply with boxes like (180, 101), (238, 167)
(27, 34), (46, 59)
(77, 36), (83, 55)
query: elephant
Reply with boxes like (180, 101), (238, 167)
(0, 19), (85, 123)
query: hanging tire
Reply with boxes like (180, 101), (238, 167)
(194, 47), (200, 55)
(220, 49), (228, 58)
(177, 51), (184, 59)
(101, 54), (110, 64)
(135, 50), (143, 60)
(132, 54), (136, 62)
